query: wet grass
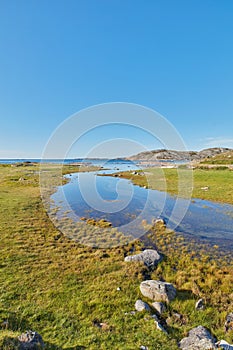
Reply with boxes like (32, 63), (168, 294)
(0, 165), (233, 349)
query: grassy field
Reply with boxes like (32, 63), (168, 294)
(0, 164), (233, 349)
(113, 167), (233, 204)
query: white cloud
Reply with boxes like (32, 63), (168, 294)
(203, 137), (233, 149)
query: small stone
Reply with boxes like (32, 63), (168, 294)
(117, 287), (121, 291)
(152, 302), (166, 315)
(124, 311), (136, 315)
(135, 299), (151, 312)
(140, 280), (176, 303)
(195, 298), (205, 310)
(140, 346), (148, 350)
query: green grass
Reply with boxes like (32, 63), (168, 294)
(0, 165), (233, 349)
(112, 167), (233, 204)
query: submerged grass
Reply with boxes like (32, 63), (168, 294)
(0, 164), (233, 349)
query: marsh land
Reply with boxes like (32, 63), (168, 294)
(0, 155), (233, 349)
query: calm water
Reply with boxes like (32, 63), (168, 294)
(51, 160), (233, 249)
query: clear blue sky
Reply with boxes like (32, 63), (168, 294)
(0, 0), (233, 158)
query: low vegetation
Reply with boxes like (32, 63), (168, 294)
(0, 164), (232, 349)
(111, 167), (233, 204)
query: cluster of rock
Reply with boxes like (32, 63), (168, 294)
(18, 331), (44, 349)
(124, 246), (233, 349)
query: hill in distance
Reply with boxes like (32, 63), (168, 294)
(127, 147), (232, 162)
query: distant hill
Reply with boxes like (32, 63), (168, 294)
(200, 149), (233, 165)
(127, 147), (232, 162)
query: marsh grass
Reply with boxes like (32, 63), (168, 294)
(113, 167), (233, 204)
(0, 165), (233, 349)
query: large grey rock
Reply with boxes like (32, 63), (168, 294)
(18, 331), (44, 349)
(124, 249), (162, 268)
(140, 280), (176, 303)
(179, 326), (216, 349)
(135, 299), (151, 312)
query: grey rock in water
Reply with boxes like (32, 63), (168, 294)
(140, 280), (176, 303)
(179, 326), (216, 349)
(135, 299), (151, 312)
(152, 301), (166, 315)
(18, 331), (44, 349)
(152, 218), (166, 226)
(124, 249), (162, 268)
(195, 298), (205, 310)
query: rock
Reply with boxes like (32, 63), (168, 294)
(179, 326), (216, 349)
(124, 311), (136, 315)
(124, 249), (162, 268)
(140, 280), (176, 303)
(216, 340), (233, 349)
(201, 186), (209, 191)
(19, 177), (26, 181)
(92, 319), (111, 331)
(195, 298), (205, 310)
(225, 312), (233, 332)
(116, 287), (121, 291)
(152, 218), (166, 225)
(155, 321), (167, 334)
(140, 346), (149, 350)
(135, 299), (151, 312)
(18, 331), (44, 349)
(152, 301), (166, 315)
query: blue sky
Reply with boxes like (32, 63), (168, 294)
(0, 0), (233, 158)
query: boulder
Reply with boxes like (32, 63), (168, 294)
(135, 299), (151, 312)
(179, 326), (216, 349)
(18, 331), (44, 349)
(152, 301), (166, 315)
(140, 280), (176, 303)
(124, 249), (162, 268)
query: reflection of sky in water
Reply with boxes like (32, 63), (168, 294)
(51, 160), (233, 247)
